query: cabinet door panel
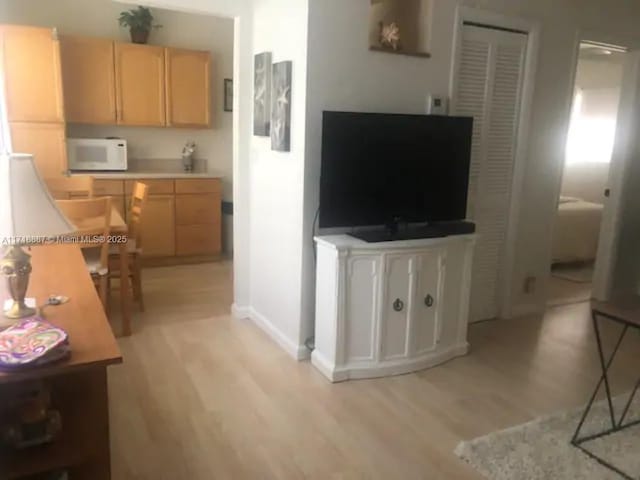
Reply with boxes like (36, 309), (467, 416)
(1, 25), (64, 122)
(413, 250), (445, 355)
(176, 225), (220, 256)
(381, 254), (415, 361)
(175, 193), (220, 226)
(165, 48), (211, 128)
(139, 195), (175, 257)
(115, 43), (165, 126)
(345, 256), (379, 363)
(60, 36), (116, 124)
(93, 179), (124, 196)
(10, 122), (67, 178)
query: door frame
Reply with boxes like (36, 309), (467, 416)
(449, 6), (541, 319)
(547, 29), (640, 303)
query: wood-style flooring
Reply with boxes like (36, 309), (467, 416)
(107, 262), (640, 479)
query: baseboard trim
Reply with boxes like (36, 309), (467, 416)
(245, 307), (310, 361)
(231, 303), (251, 319)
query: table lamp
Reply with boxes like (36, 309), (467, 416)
(0, 153), (73, 325)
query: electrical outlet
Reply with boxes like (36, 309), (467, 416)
(524, 276), (537, 294)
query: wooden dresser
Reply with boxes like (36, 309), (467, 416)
(0, 245), (122, 479)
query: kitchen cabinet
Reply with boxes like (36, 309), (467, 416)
(175, 179), (221, 256)
(10, 122), (67, 178)
(0, 25), (64, 123)
(60, 36), (116, 124)
(165, 48), (212, 128)
(312, 235), (475, 382)
(93, 178), (221, 261)
(140, 195), (176, 257)
(115, 43), (166, 126)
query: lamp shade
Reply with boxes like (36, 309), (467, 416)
(0, 153), (73, 246)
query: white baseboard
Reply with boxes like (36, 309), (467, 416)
(243, 307), (310, 361)
(231, 303), (251, 319)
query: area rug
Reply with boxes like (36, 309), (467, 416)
(455, 395), (640, 479)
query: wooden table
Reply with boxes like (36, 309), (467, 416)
(0, 244), (122, 479)
(71, 206), (132, 337)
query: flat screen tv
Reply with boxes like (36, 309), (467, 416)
(319, 111), (473, 231)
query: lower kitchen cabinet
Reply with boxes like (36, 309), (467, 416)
(94, 177), (221, 261)
(140, 194), (176, 257)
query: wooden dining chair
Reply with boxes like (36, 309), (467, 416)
(110, 182), (149, 311)
(45, 176), (94, 200)
(56, 197), (112, 308)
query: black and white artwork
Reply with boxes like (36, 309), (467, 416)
(271, 61), (292, 152)
(253, 52), (272, 136)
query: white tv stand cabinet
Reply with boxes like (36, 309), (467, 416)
(312, 234), (475, 382)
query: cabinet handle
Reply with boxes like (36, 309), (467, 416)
(425, 294), (434, 307)
(393, 298), (404, 312)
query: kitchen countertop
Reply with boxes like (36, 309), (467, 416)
(71, 170), (224, 180)
(69, 158), (224, 180)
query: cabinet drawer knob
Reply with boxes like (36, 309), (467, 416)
(425, 294), (434, 307)
(393, 298), (404, 312)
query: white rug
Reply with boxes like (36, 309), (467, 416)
(455, 395), (640, 479)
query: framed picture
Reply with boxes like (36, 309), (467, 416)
(271, 61), (292, 152)
(253, 52), (272, 136)
(224, 79), (233, 112)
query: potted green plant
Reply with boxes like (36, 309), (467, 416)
(118, 6), (161, 44)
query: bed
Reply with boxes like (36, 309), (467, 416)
(552, 196), (603, 264)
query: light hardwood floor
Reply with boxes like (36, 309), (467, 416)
(107, 262), (640, 480)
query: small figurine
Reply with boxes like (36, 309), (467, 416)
(379, 21), (401, 51)
(182, 141), (196, 172)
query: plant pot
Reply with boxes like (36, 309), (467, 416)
(129, 27), (150, 44)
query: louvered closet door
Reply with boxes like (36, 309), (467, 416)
(452, 24), (527, 322)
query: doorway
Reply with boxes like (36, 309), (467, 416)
(547, 42), (626, 307)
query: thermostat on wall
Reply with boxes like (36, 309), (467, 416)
(427, 94), (449, 115)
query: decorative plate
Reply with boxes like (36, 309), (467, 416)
(0, 317), (69, 369)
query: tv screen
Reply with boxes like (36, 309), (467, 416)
(319, 111), (473, 229)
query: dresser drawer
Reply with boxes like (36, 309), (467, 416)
(175, 193), (220, 226)
(125, 179), (174, 195)
(176, 224), (220, 256)
(175, 178), (221, 194)
(93, 179), (124, 196)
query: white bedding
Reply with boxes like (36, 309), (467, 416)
(552, 197), (603, 264)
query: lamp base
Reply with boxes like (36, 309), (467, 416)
(3, 301), (36, 320)
(1, 246), (35, 323)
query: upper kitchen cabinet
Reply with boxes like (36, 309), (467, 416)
(165, 48), (212, 128)
(115, 43), (166, 126)
(10, 122), (67, 178)
(0, 25), (64, 123)
(60, 36), (116, 124)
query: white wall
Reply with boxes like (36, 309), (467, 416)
(249, 0), (310, 357)
(560, 163), (609, 203)
(0, 0), (235, 201)
(303, 0), (640, 328)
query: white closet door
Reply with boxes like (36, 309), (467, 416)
(452, 24), (527, 322)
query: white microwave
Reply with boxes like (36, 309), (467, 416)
(67, 138), (128, 171)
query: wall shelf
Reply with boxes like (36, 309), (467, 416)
(369, 0), (432, 58)
(369, 45), (431, 59)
